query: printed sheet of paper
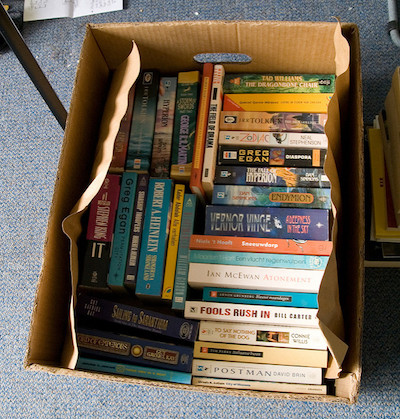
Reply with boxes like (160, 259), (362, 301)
(23, 0), (123, 22)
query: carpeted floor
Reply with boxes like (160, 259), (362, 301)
(1, 0), (400, 417)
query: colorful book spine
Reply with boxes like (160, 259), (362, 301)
(77, 328), (193, 372)
(150, 76), (177, 178)
(223, 93), (331, 113)
(107, 172), (138, 292)
(223, 73), (335, 94)
(75, 294), (199, 343)
(214, 166), (330, 188)
(109, 84), (135, 173)
(189, 249), (328, 270)
(198, 320), (327, 350)
(204, 206), (330, 241)
(124, 173), (150, 291)
(202, 287), (318, 308)
(162, 184), (186, 300)
(171, 194), (199, 311)
(192, 359), (323, 384)
(201, 64), (225, 198)
(189, 235), (333, 256)
(135, 178), (173, 298)
(191, 377), (327, 395)
(193, 341), (328, 367)
(79, 174), (121, 291)
(190, 63), (214, 203)
(170, 71), (200, 182)
(219, 131), (328, 149)
(219, 111), (328, 133)
(218, 145), (327, 168)
(187, 263), (324, 293)
(212, 185), (331, 209)
(76, 357), (192, 385)
(125, 70), (159, 172)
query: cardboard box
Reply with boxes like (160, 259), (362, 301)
(25, 21), (364, 404)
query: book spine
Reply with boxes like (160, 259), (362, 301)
(202, 64), (225, 199)
(214, 166), (330, 188)
(125, 70), (160, 172)
(189, 63), (214, 203)
(212, 185), (331, 209)
(79, 174), (121, 291)
(109, 85), (135, 173)
(135, 178), (174, 298)
(189, 235), (333, 256)
(218, 131), (329, 149)
(76, 357), (192, 384)
(223, 93), (331, 113)
(219, 111), (328, 133)
(76, 328), (193, 372)
(187, 263), (323, 293)
(75, 294), (199, 343)
(191, 377), (327, 395)
(218, 145), (326, 168)
(107, 172), (138, 292)
(193, 341), (328, 367)
(223, 73), (335, 94)
(185, 301), (319, 328)
(192, 359), (322, 384)
(198, 320), (327, 350)
(204, 205), (330, 241)
(162, 184), (186, 300)
(189, 249), (328, 270)
(150, 77), (178, 178)
(202, 287), (318, 308)
(170, 71), (201, 182)
(124, 173), (150, 290)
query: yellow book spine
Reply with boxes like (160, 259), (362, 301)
(162, 184), (186, 299)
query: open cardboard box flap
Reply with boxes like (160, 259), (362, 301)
(25, 21), (364, 404)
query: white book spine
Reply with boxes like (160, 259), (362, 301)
(198, 320), (327, 350)
(187, 262), (323, 293)
(192, 359), (322, 384)
(184, 301), (319, 327)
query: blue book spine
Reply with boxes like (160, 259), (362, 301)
(212, 185), (331, 209)
(202, 287), (319, 308)
(171, 194), (198, 311)
(204, 205), (330, 241)
(189, 250), (329, 270)
(136, 178), (174, 298)
(107, 172), (138, 292)
(76, 357), (192, 384)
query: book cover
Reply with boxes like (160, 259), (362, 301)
(187, 263), (324, 293)
(192, 341), (328, 367)
(75, 294), (199, 343)
(202, 287), (318, 308)
(150, 76), (178, 178)
(201, 64), (225, 198)
(219, 131), (329, 149)
(212, 185), (331, 209)
(170, 71), (200, 182)
(190, 63), (214, 203)
(204, 206), (330, 241)
(219, 111), (328, 133)
(124, 173), (150, 291)
(107, 172), (138, 292)
(162, 184), (186, 300)
(198, 320), (327, 350)
(135, 178), (174, 298)
(214, 166), (330, 188)
(125, 70), (160, 172)
(223, 73), (335, 94)
(223, 93), (331, 113)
